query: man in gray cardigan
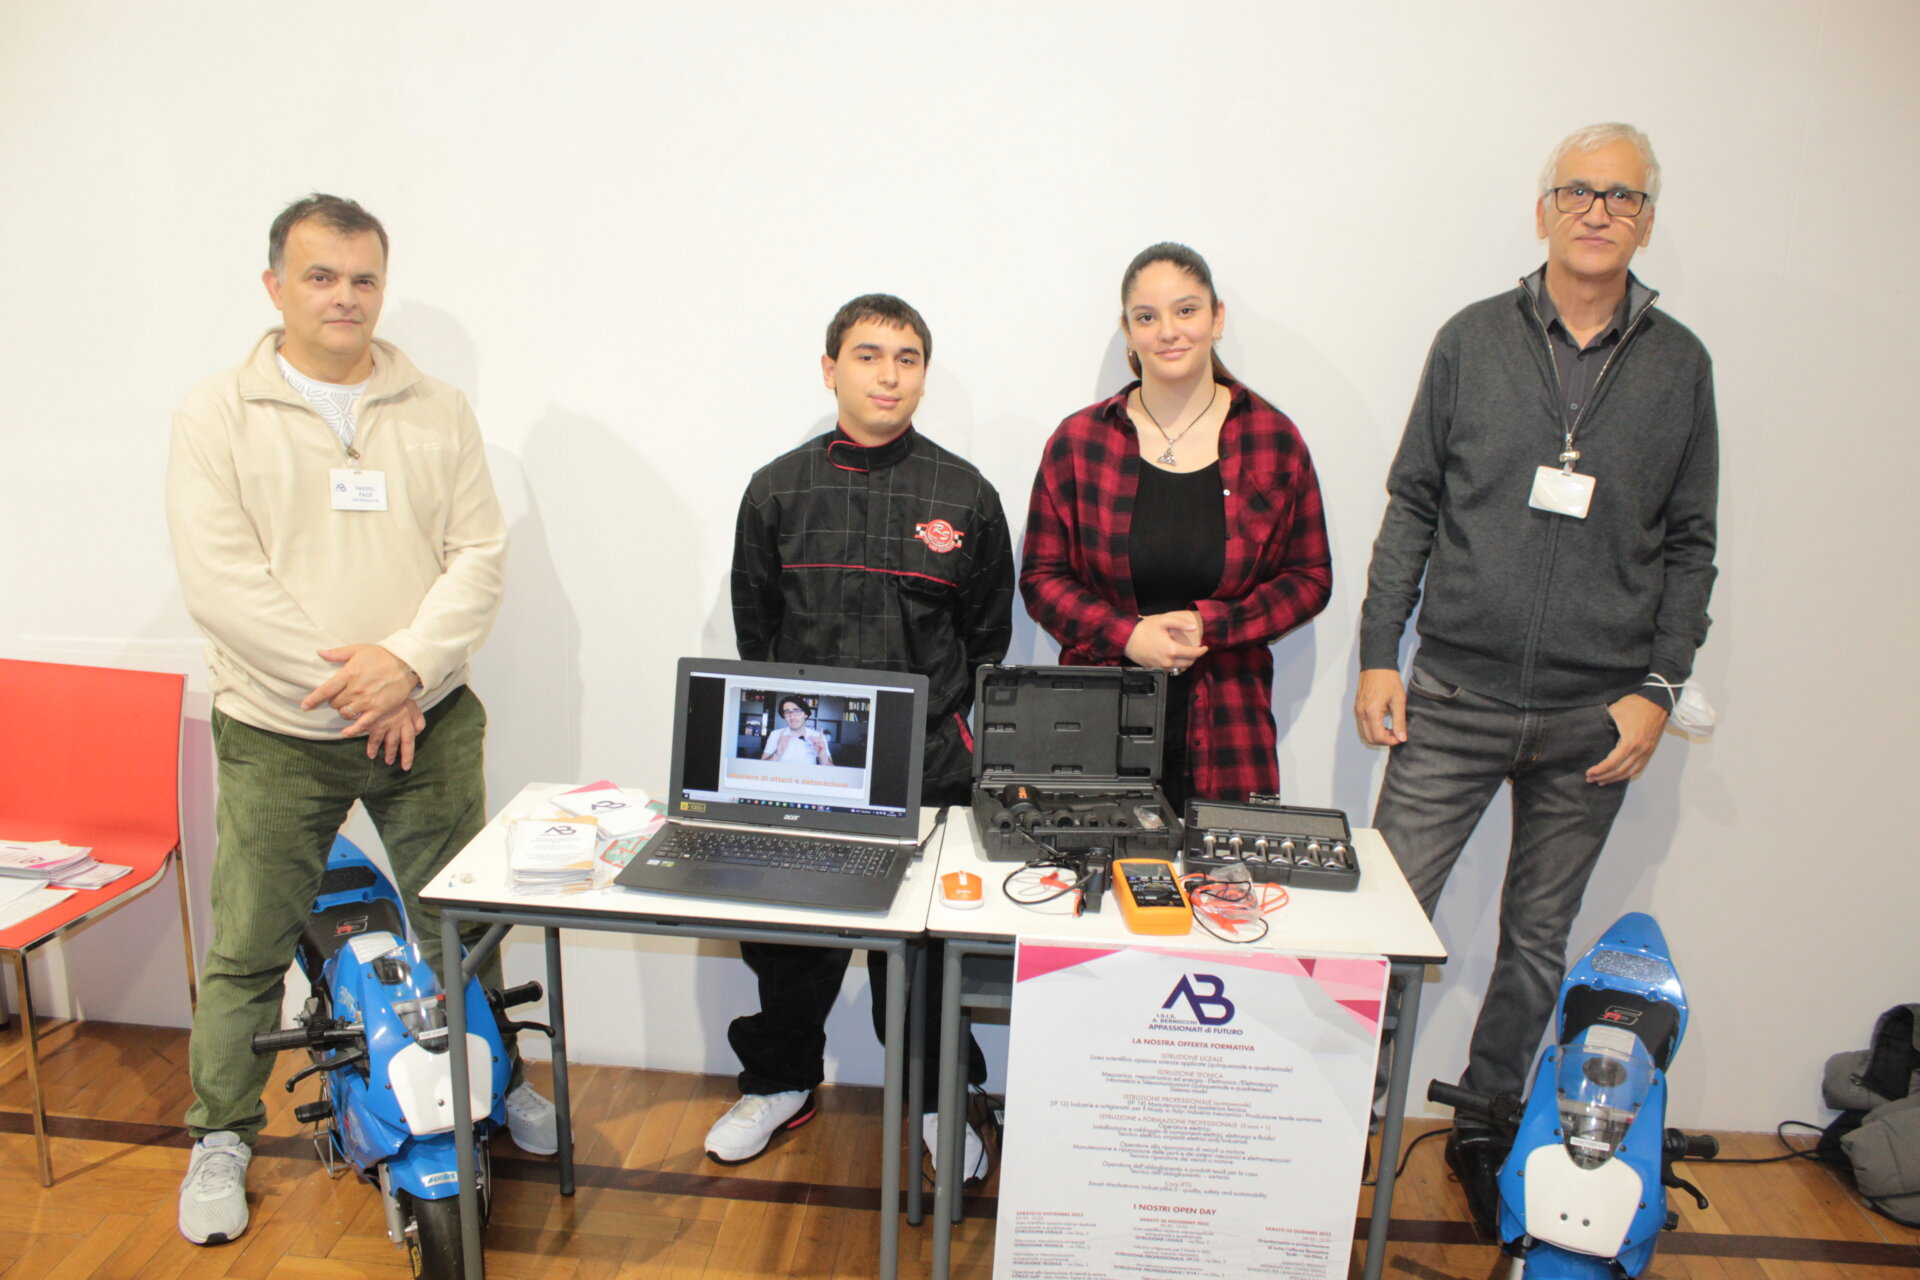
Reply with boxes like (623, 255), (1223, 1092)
(1354, 122), (1718, 1232)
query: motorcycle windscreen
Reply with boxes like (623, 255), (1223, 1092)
(1555, 1024), (1656, 1169)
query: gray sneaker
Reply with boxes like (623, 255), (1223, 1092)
(178, 1131), (251, 1245)
(505, 1082), (559, 1155)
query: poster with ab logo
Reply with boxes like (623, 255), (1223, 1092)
(996, 940), (1389, 1280)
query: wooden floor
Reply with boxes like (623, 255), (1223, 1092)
(3, 1019), (1918, 1279)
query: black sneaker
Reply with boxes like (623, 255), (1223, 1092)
(1444, 1128), (1508, 1238)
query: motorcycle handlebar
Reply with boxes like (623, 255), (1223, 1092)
(1427, 1080), (1526, 1128)
(251, 1028), (316, 1054)
(249, 1024), (363, 1056)
(1427, 1081), (1494, 1116)
(1665, 1130), (1719, 1161)
(496, 980), (544, 1009)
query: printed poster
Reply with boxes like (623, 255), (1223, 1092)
(994, 939), (1389, 1280)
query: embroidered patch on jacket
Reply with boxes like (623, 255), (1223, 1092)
(915, 519), (965, 554)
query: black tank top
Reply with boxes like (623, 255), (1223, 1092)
(1129, 460), (1225, 613)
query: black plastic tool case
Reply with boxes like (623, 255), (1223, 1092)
(970, 665), (1181, 862)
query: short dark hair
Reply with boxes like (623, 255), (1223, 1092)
(1120, 241), (1234, 383)
(268, 193), (390, 274)
(824, 294), (932, 363)
(776, 694), (812, 717)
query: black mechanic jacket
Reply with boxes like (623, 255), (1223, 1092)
(731, 426), (1015, 806)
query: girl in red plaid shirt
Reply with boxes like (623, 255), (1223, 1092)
(1020, 243), (1332, 806)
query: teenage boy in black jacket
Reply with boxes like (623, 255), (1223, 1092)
(713, 293), (1012, 1177)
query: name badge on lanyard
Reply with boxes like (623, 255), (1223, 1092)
(1529, 433), (1594, 519)
(330, 468), (389, 511)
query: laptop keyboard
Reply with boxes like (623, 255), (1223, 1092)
(656, 826), (898, 877)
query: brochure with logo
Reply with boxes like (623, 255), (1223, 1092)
(550, 781), (668, 888)
(506, 813), (599, 894)
(0, 839), (94, 879)
(0, 839), (128, 891)
(995, 939), (1389, 1280)
(553, 780), (654, 840)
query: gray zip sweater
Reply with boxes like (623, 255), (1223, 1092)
(1359, 269), (1718, 710)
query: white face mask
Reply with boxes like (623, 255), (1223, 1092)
(1671, 681), (1716, 737)
(1645, 676), (1716, 738)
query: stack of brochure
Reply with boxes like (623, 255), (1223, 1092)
(0, 839), (133, 890)
(506, 814), (599, 895)
(552, 781), (665, 889)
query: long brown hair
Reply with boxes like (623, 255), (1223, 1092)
(1120, 241), (1234, 384)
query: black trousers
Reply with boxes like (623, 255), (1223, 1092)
(732, 940), (988, 1113)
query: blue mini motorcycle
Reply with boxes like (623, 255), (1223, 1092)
(251, 836), (547, 1279)
(1429, 912), (1718, 1279)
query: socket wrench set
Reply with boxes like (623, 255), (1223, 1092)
(970, 665), (1181, 862)
(1180, 797), (1361, 891)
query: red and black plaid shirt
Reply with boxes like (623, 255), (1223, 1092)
(1019, 381), (1332, 801)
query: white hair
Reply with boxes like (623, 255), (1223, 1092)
(1538, 123), (1662, 204)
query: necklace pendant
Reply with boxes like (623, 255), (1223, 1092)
(1156, 446), (1177, 466)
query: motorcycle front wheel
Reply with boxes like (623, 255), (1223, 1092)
(402, 1193), (463, 1280)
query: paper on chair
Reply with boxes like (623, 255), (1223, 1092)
(53, 862), (133, 890)
(0, 839), (95, 879)
(0, 886), (77, 932)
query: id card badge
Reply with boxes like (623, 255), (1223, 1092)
(1529, 466), (1595, 519)
(330, 469), (389, 511)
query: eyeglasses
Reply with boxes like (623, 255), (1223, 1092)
(1548, 185), (1651, 217)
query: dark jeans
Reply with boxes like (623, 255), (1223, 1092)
(732, 940), (987, 1113)
(1373, 664), (1628, 1105)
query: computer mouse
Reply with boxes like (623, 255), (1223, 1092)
(940, 870), (984, 909)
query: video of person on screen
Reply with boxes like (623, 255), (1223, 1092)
(736, 690), (871, 768)
(721, 687), (874, 806)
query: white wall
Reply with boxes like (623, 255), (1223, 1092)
(4, 1), (1915, 1132)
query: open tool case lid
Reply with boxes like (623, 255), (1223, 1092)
(971, 665), (1168, 788)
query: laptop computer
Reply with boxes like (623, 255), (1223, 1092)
(614, 657), (930, 912)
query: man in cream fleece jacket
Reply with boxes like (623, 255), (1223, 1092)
(165, 194), (552, 1246)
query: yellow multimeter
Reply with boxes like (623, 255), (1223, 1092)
(1112, 859), (1193, 935)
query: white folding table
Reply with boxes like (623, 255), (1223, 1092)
(423, 782), (945, 1280)
(923, 814), (1446, 1280)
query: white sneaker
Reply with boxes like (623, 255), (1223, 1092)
(178, 1131), (251, 1245)
(922, 1112), (989, 1185)
(704, 1090), (815, 1164)
(505, 1082), (559, 1155)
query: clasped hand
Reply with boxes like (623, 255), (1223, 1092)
(301, 644), (425, 769)
(1125, 611), (1207, 672)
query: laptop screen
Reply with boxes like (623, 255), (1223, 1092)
(667, 658), (928, 838)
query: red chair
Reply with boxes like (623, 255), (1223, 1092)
(0, 658), (199, 1185)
